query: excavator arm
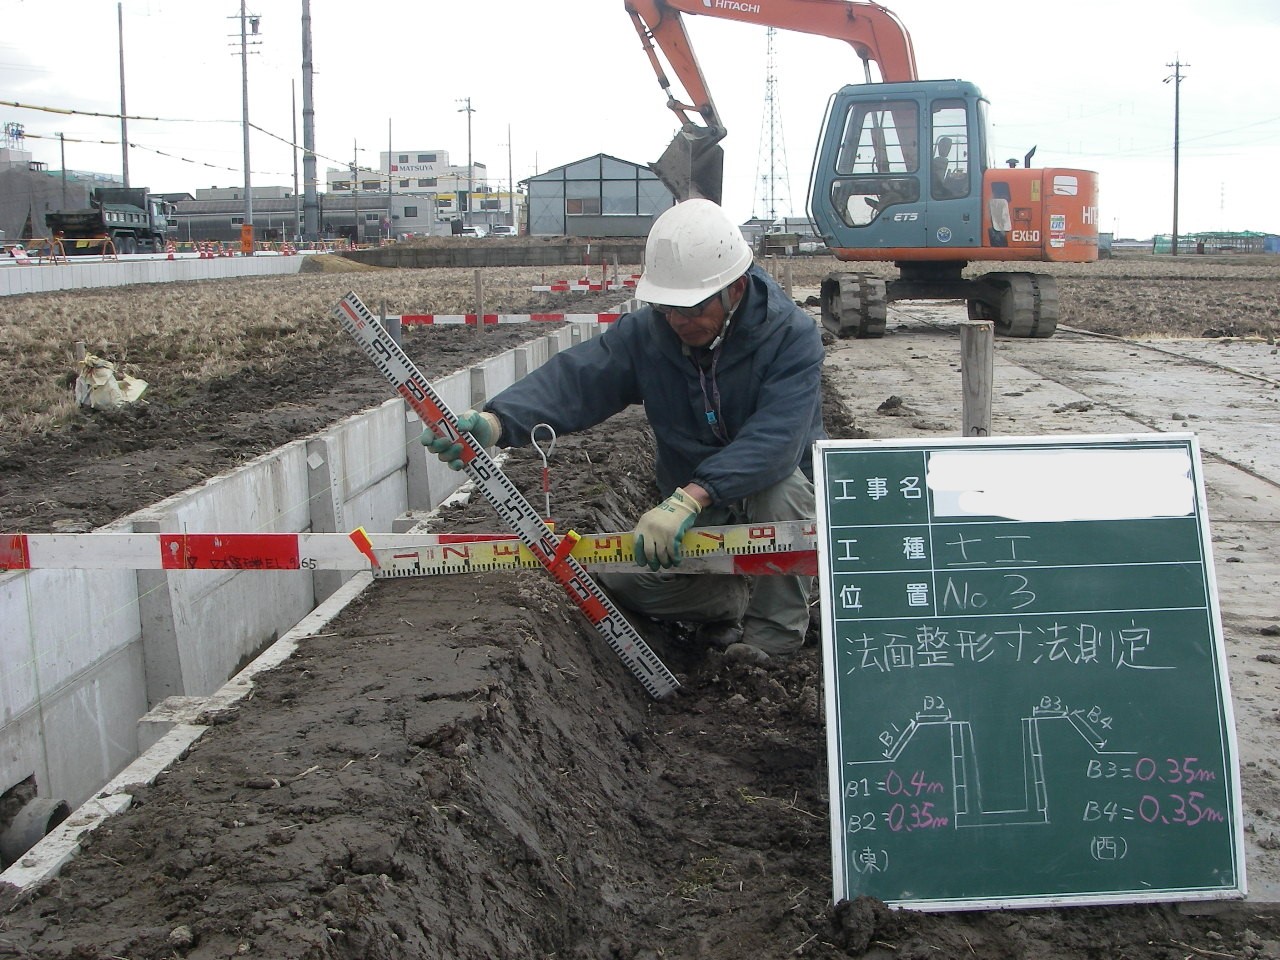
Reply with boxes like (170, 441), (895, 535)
(625, 0), (918, 202)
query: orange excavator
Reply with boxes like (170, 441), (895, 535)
(626, 0), (1099, 338)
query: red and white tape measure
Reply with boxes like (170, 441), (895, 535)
(393, 313), (621, 326)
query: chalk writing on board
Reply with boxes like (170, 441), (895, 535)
(818, 436), (1243, 909)
(839, 697), (1232, 864)
(840, 619), (1173, 671)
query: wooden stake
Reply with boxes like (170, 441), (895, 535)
(960, 321), (994, 437)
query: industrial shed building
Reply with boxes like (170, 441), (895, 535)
(1152, 231), (1275, 255)
(524, 153), (673, 238)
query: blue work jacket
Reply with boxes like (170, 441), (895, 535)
(486, 265), (826, 506)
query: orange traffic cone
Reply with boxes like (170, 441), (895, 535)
(166, 239), (175, 260)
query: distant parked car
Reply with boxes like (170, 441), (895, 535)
(459, 225), (487, 238)
(489, 225), (518, 238)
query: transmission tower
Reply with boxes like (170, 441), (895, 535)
(753, 27), (792, 223)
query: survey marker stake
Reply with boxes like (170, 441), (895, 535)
(332, 291), (679, 700)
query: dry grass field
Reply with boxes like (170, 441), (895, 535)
(2, 251), (1276, 441)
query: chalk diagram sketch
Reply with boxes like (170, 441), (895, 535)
(847, 699), (1136, 828)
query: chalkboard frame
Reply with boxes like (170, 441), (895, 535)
(815, 433), (1245, 911)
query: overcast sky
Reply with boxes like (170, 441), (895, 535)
(3, 0), (1277, 240)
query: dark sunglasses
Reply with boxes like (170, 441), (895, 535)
(654, 290), (721, 319)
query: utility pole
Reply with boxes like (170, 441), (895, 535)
(352, 140), (359, 244)
(118, 3), (129, 186)
(233, 2), (262, 252)
(58, 132), (67, 208)
(301, 0), (318, 242)
(292, 80), (300, 242)
(1164, 57), (1189, 256)
(457, 97), (475, 226)
(387, 118), (393, 241)
(499, 124), (514, 227)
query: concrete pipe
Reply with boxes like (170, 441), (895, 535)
(0, 797), (71, 866)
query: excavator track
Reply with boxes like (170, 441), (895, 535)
(967, 272), (1060, 339)
(819, 272), (888, 339)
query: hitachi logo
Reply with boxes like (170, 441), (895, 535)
(704, 0), (762, 12)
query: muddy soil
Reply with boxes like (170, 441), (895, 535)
(2, 263), (1280, 959)
(0, 322), (547, 535)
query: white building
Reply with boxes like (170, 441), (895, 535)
(323, 147), (522, 238)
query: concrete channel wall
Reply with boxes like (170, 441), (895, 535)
(0, 253), (305, 297)
(0, 242), (647, 296)
(0, 321), (601, 850)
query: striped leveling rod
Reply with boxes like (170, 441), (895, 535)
(332, 290), (679, 700)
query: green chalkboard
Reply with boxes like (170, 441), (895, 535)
(814, 434), (1244, 911)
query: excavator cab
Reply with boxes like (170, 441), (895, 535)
(812, 81), (987, 252)
(808, 79), (1098, 339)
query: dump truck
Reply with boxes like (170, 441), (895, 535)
(45, 187), (175, 255)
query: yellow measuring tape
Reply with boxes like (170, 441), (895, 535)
(371, 520), (818, 579)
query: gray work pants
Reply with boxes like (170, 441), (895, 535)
(597, 468), (815, 656)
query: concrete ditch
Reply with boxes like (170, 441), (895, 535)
(0, 319), (606, 883)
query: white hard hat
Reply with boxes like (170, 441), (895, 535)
(635, 199), (754, 307)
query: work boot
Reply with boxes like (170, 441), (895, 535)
(695, 619), (743, 650)
(723, 642), (771, 665)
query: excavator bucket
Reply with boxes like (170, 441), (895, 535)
(652, 130), (724, 204)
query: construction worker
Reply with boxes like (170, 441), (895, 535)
(425, 198), (825, 664)
(931, 136), (967, 199)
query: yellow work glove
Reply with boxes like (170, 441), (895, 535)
(633, 488), (702, 570)
(422, 410), (500, 471)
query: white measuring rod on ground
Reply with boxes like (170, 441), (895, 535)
(332, 290), (681, 699)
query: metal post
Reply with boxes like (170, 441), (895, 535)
(301, 0), (318, 242)
(387, 118), (393, 241)
(1164, 58), (1189, 257)
(457, 97), (475, 226)
(292, 80), (300, 243)
(58, 132), (67, 208)
(240, 0), (253, 235)
(118, 3), (129, 187)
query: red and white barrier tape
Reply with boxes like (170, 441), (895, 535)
(393, 313), (621, 325)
